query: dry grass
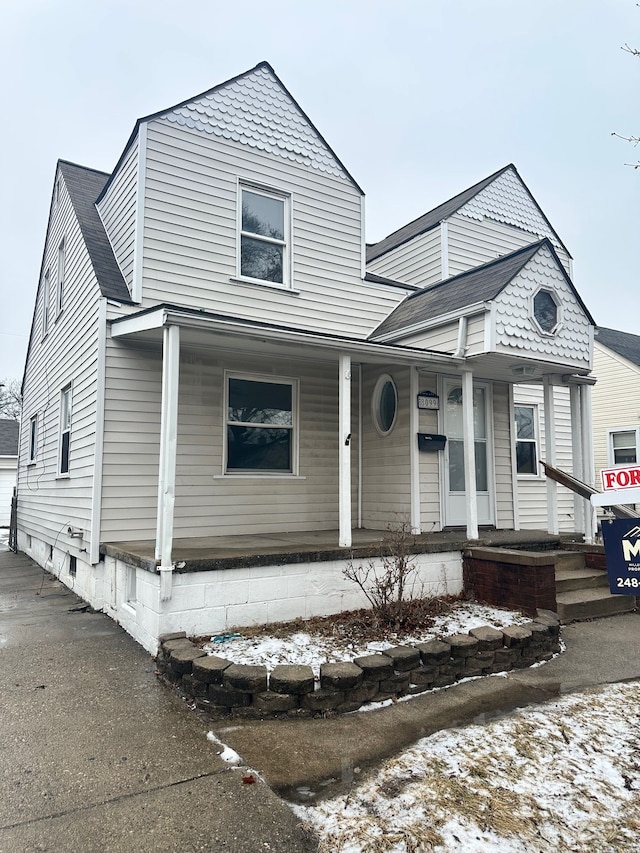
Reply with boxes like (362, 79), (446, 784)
(192, 593), (466, 649)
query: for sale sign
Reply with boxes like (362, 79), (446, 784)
(601, 465), (640, 491)
(602, 519), (640, 594)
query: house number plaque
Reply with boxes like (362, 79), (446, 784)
(417, 391), (440, 410)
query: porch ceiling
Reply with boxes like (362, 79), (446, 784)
(460, 351), (594, 385)
(101, 527), (569, 574)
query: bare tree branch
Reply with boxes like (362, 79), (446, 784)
(0, 379), (22, 421)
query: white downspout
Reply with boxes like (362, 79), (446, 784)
(453, 316), (468, 358)
(339, 354), (352, 548)
(357, 363), (363, 529)
(156, 324), (180, 600)
(89, 297), (107, 566)
(543, 376), (559, 535)
(409, 366), (421, 534)
(462, 369), (478, 539)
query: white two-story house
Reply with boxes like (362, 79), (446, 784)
(18, 62), (595, 652)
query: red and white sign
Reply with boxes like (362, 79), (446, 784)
(601, 465), (640, 492)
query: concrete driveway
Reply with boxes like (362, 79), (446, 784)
(0, 545), (316, 852)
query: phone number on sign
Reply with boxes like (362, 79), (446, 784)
(616, 577), (640, 588)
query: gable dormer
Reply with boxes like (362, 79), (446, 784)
(367, 165), (572, 288)
(94, 63), (392, 338)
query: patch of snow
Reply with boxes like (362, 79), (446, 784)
(207, 730), (241, 764)
(202, 602), (529, 677)
(293, 682), (640, 852)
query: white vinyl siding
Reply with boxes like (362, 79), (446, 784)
(18, 173), (101, 552)
(100, 343), (353, 541)
(367, 228), (442, 288)
(593, 343), (640, 492)
(513, 384), (574, 531)
(361, 366), (411, 529)
(492, 382), (515, 529)
(56, 239), (65, 315)
(139, 121), (403, 338)
(96, 138), (138, 290)
(417, 372), (442, 531)
(41, 270), (50, 338)
(447, 213), (572, 280)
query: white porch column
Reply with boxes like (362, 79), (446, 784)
(462, 369), (478, 540)
(580, 383), (597, 543)
(155, 324), (180, 600)
(409, 367), (421, 535)
(543, 376), (559, 535)
(339, 354), (352, 548)
(569, 383), (585, 535)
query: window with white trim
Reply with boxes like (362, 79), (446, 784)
(514, 404), (539, 475)
(238, 185), (289, 286)
(42, 269), (50, 338)
(29, 415), (38, 463)
(608, 428), (640, 466)
(56, 239), (65, 315)
(59, 384), (72, 475)
(225, 375), (297, 474)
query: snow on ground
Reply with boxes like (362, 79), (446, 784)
(292, 681), (640, 852)
(202, 603), (530, 677)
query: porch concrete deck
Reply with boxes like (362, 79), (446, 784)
(101, 527), (577, 574)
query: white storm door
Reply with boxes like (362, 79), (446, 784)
(443, 380), (494, 527)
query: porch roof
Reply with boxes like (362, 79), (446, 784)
(101, 527), (569, 574)
(110, 303), (464, 368)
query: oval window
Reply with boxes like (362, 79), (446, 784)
(372, 374), (398, 435)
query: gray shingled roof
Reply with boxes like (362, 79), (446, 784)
(58, 161), (133, 304)
(594, 326), (640, 369)
(366, 165), (513, 263)
(371, 240), (549, 339)
(0, 419), (19, 456)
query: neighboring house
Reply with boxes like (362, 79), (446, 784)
(592, 326), (640, 509)
(18, 62), (596, 652)
(0, 419), (19, 527)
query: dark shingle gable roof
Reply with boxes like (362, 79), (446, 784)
(58, 161), (133, 304)
(371, 239), (589, 340)
(0, 419), (19, 456)
(594, 326), (640, 369)
(366, 164), (571, 264)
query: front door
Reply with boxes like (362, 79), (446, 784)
(443, 379), (494, 527)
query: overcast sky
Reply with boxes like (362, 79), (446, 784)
(1, 0), (637, 381)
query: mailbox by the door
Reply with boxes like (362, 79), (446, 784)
(417, 433), (447, 452)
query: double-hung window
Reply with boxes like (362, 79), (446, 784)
(57, 239), (65, 315)
(238, 185), (289, 286)
(59, 384), (72, 475)
(225, 375), (297, 474)
(514, 404), (539, 475)
(608, 428), (640, 466)
(29, 415), (38, 463)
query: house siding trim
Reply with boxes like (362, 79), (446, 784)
(133, 123), (147, 302)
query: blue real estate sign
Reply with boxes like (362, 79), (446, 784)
(601, 519), (640, 594)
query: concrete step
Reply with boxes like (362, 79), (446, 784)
(555, 568), (609, 593)
(556, 587), (636, 622)
(553, 550), (586, 573)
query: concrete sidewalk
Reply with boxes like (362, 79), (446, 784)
(0, 548), (316, 853)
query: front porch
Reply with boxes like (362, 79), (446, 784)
(101, 526), (574, 573)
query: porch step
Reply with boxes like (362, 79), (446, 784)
(555, 567), (608, 593)
(556, 587), (636, 622)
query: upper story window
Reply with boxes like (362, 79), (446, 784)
(238, 185), (289, 287)
(514, 404), (539, 475)
(56, 239), (66, 315)
(42, 269), (51, 338)
(608, 428), (640, 466)
(225, 374), (297, 474)
(532, 288), (560, 334)
(59, 384), (72, 475)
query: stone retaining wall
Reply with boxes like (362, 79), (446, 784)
(156, 611), (561, 718)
